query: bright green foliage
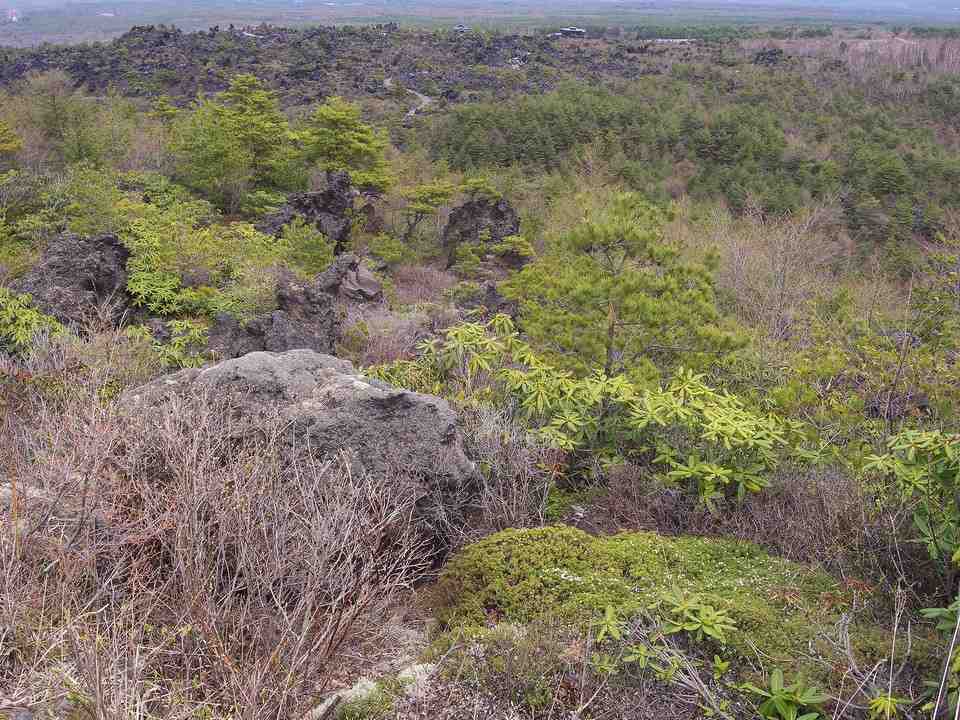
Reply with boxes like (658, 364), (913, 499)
(401, 180), (455, 241)
(373, 315), (806, 499)
(593, 605), (624, 644)
(743, 669), (828, 720)
(774, 297), (960, 446)
(335, 681), (399, 720)
(492, 234), (534, 259)
(281, 217), (334, 277)
(149, 94), (179, 124)
(217, 75), (297, 189)
(59, 162), (128, 236)
(364, 358), (444, 396)
(864, 430), (960, 574)
(171, 75), (300, 212)
(0, 118), (22, 157)
(659, 591), (737, 645)
(914, 234), (960, 354)
(126, 319), (209, 368)
(12, 163), (129, 241)
(16, 75), (144, 169)
(867, 693), (907, 719)
(170, 96), (255, 211)
(501, 193), (739, 381)
(451, 241), (483, 278)
(433, 526), (843, 668)
(366, 233), (410, 268)
(460, 175), (501, 201)
(122, 196), (284, 317)
(919, 598), (960, 714)
(239, 188), (287, 217)
(0, 288), (63, 352)
(694, 107), (786, 167)
(21, 72), (105, 165)
(0, 210), (35, 278)
(301, 96), (392, 192)
(154, 320), (209, 368)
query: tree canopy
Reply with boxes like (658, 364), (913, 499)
(502, 193), (740, 382)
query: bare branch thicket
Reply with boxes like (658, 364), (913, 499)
(456, 406), (555, 543)
(605, 463), (933, 597)
(1, 371), (427, 719)
(695, 203), (846, 344)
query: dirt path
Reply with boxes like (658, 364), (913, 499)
(384, 77), (433, 119)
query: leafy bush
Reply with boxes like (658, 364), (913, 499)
(170, 74), (303, 212)
(0, 118), (22, 157)
(865, 430), (960, 580)
(122, 196), (284, 317)
(301, 96), (392, 193)
(500, 193), (741, 381)
(0, 288), (63, 352)
(371, 315), (809, 501)
(282, 217), (335, 277)
(126, 319), (210, 368)
(743, 669), (828, 720)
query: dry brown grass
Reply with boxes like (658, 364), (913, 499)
(456, 406), (555, 543)
(599, 463), (934, 604)
(391, 264), (459, 307)
(1, 331), (427, 718)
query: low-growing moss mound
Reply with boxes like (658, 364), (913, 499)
(433, 526), (843, 667)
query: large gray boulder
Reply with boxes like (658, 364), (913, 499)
(122, 350), (478, 545)
(11, 233), (130, 325)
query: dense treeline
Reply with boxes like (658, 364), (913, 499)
(427, 72), (960, 249)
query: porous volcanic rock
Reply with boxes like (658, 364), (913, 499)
(122, 349), (478, 544)
(256, 171), (357, 253)
(441, 196), (521, 268)
(206, 255), (381, 359)
(11, 233), (130, 325)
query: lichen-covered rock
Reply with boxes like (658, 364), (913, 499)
(256, 171), (357, 252)
(339, 262), (383, 302)
(10, 233), (130, 325)
(122, 349), (478, 544)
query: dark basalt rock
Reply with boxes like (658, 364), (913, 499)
(753, 47), (787, 67)
(206, 255), (382, 359)
(256, 171), (357, 253)
(11, 232), (130, 326)
(454, 280), (517, 319)
(441, 196), (522, 269)
(207, 266), (342, 359)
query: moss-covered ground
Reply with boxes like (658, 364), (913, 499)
(430, 525), (932, 688)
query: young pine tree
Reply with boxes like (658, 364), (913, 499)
(301, 96), (392, 193)
(171, 75), (299, 211)
(501, 193), (740, 382)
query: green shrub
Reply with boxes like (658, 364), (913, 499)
(127, 319), (210, 368)
(0, 288), (63, 352)
(282, 217), (334, 277)
(122, 197), (284, 317)
(372, 316), (810, 499)
(432, 526), (842, 669)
